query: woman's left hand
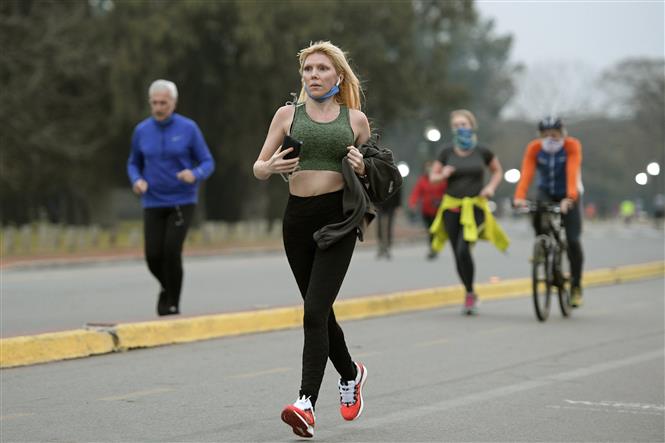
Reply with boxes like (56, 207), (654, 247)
(480, 185), (495, 198)
(346, 146), (366, 176)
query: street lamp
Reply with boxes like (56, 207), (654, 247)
(504, 169), (521, 184)
(422, 126), (442, 160)
(425, 127), (441, 143)
(635, 172), (648, 186)
(646, 162), (660, 176)
(397, 161), (410, 178)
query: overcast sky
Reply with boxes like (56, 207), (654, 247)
(476, 0), (664, 69)
(475, 0), (664, 118)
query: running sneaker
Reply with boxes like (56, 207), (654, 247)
(462, 292), (478, 315)
(281, 396), (315, 438)
(570, 286), (583, 308)
(338, 362), (368, 421)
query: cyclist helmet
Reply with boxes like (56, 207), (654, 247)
(538, 116), (563, 132)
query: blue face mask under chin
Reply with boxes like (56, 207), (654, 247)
(453, 127), (477, 150)
(304, 80), (340, 103)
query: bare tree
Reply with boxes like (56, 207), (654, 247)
(501, 60), (606, 120)
(600, 58), (665, 139)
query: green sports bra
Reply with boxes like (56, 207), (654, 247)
(290, 104), (355, 173)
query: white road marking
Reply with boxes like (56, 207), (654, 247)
(564, 399), (664, 411)
(547, 405), (663, 416)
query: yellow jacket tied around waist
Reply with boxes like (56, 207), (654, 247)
(429, 194), (510, 252)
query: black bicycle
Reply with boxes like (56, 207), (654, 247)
(521, 201), (572, 321)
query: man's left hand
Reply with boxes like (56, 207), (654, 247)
(560, 198), (574, 214)
(177, 169), (196, 184)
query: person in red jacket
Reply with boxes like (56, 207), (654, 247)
(408, 161), (447, 259)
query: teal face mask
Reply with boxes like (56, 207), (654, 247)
(453, 127), (477, 150)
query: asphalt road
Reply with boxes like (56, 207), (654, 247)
(1, 278), (663, 442)
(1, 219), (663, 337)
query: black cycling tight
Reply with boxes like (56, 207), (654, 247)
(533, 198), (584, 288)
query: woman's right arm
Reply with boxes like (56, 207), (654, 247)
(253, 106), (299, 180)
(429, 160), (455, 183)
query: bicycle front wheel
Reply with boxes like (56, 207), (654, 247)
(556, 244), (572, 317)
(532, 241), (552, 322)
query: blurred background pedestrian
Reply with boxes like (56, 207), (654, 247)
(376, 187), (403, 260)
(429, 109), (508, 315)
(127, 79), (215, 316)
(408, 161), (447, 260)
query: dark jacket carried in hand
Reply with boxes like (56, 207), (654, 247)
(360, 140), (403, 204)
(313, 140), (402, 249)
(313, 158), (374, 249)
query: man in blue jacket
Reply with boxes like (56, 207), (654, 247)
(127, 79), (215, 316)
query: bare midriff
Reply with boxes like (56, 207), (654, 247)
(288, 170), (344, 197)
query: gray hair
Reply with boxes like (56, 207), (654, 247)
(148, 79), (178, 100)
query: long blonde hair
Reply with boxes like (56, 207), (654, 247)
(297, 41), (363, 111)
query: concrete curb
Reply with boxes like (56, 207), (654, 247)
(1, 261), (662, 369)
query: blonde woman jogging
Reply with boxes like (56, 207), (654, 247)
(253, 41), (370, 438)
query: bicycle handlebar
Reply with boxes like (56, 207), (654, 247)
(513, 200), (561, 214)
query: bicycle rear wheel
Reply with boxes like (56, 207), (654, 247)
(556, 244), (572, 317)
(532, 241), (552, 321)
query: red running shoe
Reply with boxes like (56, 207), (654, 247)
(281, 396), (315, 438)
(338, 362), (368, 421)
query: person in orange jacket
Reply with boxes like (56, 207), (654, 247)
(514, 116), (585, 307)
(408, 161), (447, 259)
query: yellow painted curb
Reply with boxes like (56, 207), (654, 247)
(114, 306), (303, 349)
(1, 261), (662, 369)
(0, 329), (116, 369)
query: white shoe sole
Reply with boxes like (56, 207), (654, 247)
(281, 407), (314, 438)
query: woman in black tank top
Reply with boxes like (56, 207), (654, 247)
(253, 41), (371, 438)
(429, 109), (506, 315)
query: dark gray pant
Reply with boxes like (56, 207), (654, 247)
(534, 190), (584, 288)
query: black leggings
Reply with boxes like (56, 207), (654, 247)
(443, 208), (485, 293)
(143, 204), (195, 311)
(282, 191), (357, 407)
(533, 193), (584, 288)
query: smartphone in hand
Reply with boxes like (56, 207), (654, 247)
(282, 134), (303, 159)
